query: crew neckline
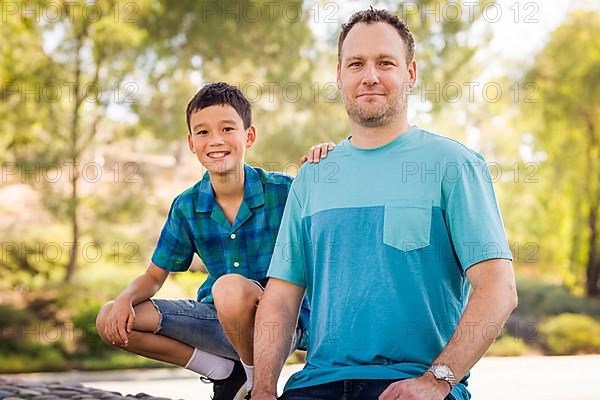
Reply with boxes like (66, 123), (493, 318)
(343, 125), (419, 154)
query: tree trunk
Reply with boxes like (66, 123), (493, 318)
(584, 112), (599, 297)
(585, 203), (599, 297)
(64, 34), (84, 284)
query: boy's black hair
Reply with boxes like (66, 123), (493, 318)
(186, 82), (252, 133)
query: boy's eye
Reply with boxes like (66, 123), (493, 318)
(223, 127), (234, 132)
(195, 130), (208, 135)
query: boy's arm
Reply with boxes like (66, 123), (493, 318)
(103, 263), (169, 346)
(116, 262), (169, 305)
(253, 278), (305, 400)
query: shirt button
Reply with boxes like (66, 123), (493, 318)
(233, 261), (240, 268)
(230, 233), (236, 239)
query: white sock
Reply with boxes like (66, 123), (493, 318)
(241, 359), (253, 390)
(185, 348), (234, 380)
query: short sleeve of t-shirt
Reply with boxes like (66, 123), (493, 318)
(151, 197), (195, 272)
(444, 152), (513, 271)
(267, 185), (307, 287)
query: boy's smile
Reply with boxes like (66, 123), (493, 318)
(187, 104), (256, 176)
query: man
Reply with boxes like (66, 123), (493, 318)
(253, 8), (517, 400)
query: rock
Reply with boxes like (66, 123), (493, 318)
(0, 379), (173, 400)
(49, 390), (81, 398)
(16, 389), (43, 396)
(95, 393), (119, 400)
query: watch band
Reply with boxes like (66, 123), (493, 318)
(427, 364), (457, 389)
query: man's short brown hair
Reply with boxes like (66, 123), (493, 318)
(338, 8), (415, 65)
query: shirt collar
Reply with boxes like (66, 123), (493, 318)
(195, 164), (265, 213)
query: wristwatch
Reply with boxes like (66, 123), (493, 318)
(427, 364), (456, 389)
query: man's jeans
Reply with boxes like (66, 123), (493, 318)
(279, 379), (455, 400)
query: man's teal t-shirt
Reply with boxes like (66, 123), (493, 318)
(267, 127), (513, 400)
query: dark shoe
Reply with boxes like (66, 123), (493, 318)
(243, 390), (251, 400)
(201, 360), (248, 400)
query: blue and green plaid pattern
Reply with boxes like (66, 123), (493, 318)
(152, 164), (292, 303)
(152, 163), (310, 338)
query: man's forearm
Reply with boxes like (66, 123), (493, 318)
(432, 284), (517, 382)
(253, 284), (302, 396)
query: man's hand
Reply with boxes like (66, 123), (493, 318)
(378, 373), (450, 400)
(300, 142), (335, 164)
(104, 297), (136, 347)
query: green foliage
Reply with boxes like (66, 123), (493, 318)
(486, 335), (531, 357)
(78, 352), (168, 371)
(516, 278), (600, 320)
(71, 300), (107, 354)
(399, 0), (495, 115)
(0, 304), (68, 373)
(524, 11), (600, 295)
(1, 349), (68, 373)
(539, 313), (600, 355)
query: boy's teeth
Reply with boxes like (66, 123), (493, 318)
(209, 152), (227, 158)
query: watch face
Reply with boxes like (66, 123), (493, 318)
(432, 364), (451, 378)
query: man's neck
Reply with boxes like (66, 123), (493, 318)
(348, 115), (410, 149)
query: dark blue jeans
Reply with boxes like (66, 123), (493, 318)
(279, 380), (455, 400)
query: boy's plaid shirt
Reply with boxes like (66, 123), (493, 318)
(152, 164), (293, 304)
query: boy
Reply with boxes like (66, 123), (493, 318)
(95, 82), (332, 400)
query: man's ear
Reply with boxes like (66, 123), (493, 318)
(408, 59), (417, 86)
(245, 126), (257, 147)
(336, 62), (342, 89)
(187, 133), (195, 153)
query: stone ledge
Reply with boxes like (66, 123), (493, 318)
(0, 378), (174, 400)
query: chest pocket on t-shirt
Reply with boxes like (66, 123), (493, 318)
(383, 199), (432, 251)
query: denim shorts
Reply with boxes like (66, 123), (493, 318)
(280, 380), (456, 400)
(150, 296), (303, 361)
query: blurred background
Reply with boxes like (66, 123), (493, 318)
(1, 0), (599, 375)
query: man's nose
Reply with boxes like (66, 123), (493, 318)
(361, 63), (380, 86)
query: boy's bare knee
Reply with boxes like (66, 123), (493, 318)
(213, 274), (260, 317)
(96, 301), (114, 342)
(212, 274), (247, 300)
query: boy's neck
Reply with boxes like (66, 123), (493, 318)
(209, 166), (245, 201)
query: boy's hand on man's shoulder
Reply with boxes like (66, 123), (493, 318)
(300, 142), (335, 164)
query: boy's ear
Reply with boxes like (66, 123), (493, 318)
(245, 126), (257, 147)
(187, 133), (195, 153)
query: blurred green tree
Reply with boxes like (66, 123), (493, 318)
(525, 11), (600, 296)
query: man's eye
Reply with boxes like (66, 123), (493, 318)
(380, 61), (394, 66)
(349, 62), (362, 68)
